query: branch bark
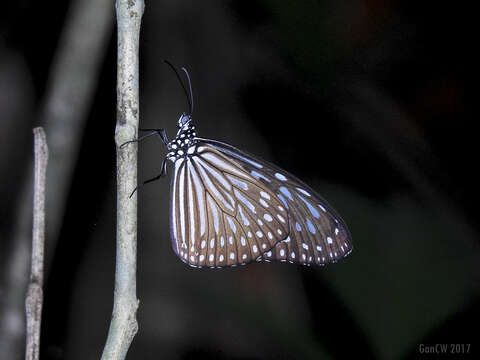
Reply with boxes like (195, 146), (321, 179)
(101, 1), (144, 359)
(25, 128), (48, 360)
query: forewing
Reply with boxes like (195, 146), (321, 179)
(169, 142), (290, 268)
(199, 138), (353, 266)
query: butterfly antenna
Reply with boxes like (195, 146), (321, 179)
(164, 60), (192, 115)
(181, 67), (194, 114)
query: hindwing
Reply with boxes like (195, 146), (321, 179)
(198, 139), (353, 266)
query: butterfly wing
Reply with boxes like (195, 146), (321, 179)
(169, 141), (290, 268)
(198, 138), (353, 266)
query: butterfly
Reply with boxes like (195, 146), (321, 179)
(126, 61), (353, 268)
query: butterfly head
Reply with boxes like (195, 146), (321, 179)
(177, 112), (192, 128)
(175, 112), (196, 138)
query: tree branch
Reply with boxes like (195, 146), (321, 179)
(101, 1), (144, 359)
(25, 127), (48, 360)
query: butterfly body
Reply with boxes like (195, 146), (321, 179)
(166, 114), (198, 162)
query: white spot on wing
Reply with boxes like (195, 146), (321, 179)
(251, 170), (271, 182)
(238, 205), (250, 226)
(296, 187), (311, 197)
(227, 217), (237, 233)
(279, 187), (293, 200)
(277, 194), (289, 209)
(306, 219), (316, 234)
(260, 191), (271, 200)
(299, 195), (320, 219)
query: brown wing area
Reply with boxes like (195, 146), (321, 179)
(262, 185), (352, 266)
(170, 142), (290, 267)
(199, 138), (353, 266)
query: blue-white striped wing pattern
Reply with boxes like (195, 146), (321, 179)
(169, 138), (352, 268)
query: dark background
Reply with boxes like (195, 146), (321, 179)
(1, 0), (478, 359)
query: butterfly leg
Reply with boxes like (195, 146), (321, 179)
(120, 128), (168, 148)
(139, 128), (169, 145)
(129, 158), (168, 198)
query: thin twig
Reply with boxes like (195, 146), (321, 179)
(25, 127), (48, 360)
(0, 1), (113, 357)
(101, 1), (144, 359)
